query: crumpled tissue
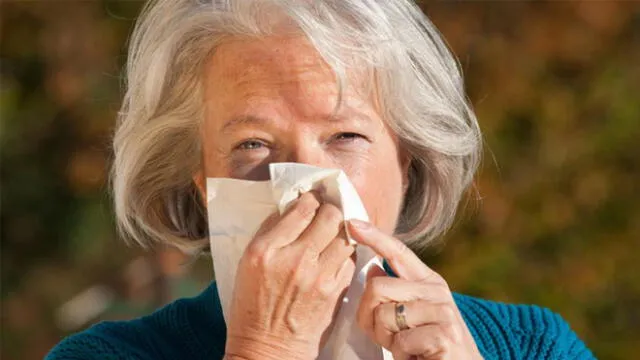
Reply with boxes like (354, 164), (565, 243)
(206, 162), (393, 359)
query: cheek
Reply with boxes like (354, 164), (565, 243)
(347, 153), (405, 235)
(200, 134), (240, 179)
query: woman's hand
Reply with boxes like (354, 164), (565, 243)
(348, 220), (483, 360)
(224, 192), (356, 360)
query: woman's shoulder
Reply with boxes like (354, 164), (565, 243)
(452, 292), (595, 359)
(46, 283), (227, 360)
(45, 319), (152, 360)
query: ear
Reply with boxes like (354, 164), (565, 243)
(399, 147), (412, 193)
(193, 169), (206, 201)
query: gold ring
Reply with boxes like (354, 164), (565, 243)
(395, 302), (409, 331)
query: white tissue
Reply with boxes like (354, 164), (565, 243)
(207, 163), (393, 360)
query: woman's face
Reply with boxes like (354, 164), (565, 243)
(197, 36), (409, 234)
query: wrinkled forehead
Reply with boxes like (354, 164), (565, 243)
(202, 35), (376, 117)
(209, 36), (329, 81)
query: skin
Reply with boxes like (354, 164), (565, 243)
(193, 36), (482, 360)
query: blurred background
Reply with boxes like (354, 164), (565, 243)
(1, 1), (639, 359)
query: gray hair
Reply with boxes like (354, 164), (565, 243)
(112, 0), (482, 253)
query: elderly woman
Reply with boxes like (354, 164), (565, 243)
(48, 0), (593, 359)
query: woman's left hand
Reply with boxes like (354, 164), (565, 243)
(348, 220), (483, 360)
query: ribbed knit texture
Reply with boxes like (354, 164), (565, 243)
(47, 282), (594, 359)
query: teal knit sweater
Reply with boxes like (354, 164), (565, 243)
(47, 281), (594, 359)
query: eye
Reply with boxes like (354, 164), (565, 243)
(234, 139), (267, 151)
(333, 132), (367, 143)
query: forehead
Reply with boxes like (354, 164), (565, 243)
(203, 36), (372, 121)
(208, 36), (332, 84)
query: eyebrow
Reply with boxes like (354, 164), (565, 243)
(220, 115), (269, 134)
(220, 110), (372, 134)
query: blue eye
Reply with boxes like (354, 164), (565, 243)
(236, 140), (266, 150)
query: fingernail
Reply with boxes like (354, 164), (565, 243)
(349, 219), (371, 230)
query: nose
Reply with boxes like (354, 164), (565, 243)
(285, 141), (327, 168)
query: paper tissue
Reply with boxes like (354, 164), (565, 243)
(206, 162), (393, 359)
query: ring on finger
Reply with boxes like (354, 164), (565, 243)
(395, 302), (409, 331)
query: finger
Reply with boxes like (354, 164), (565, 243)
(357, 276), (432, 342)
(371, 300), (455, 351)
(391, 323), (460, 358)
(316, 253), (356, 306)
(348, 220), (432, 281)
(253, 211), (282, 238)
(366, 263), (387, 281)
(291, 203), (344, 255)
(335, 254), (356, 288)
(254, 191), (321, 249)
(318, 234), (356, 278)
(374, 300), (458, 333)
(372, 303), (395, 350)
(354, 264), (387, 341)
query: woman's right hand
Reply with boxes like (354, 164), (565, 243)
(224, 192), (357, 360)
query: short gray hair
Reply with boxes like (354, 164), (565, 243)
(112, 0), (482, 253)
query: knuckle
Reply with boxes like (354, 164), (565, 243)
(292, 194), (319, 220)
(373, 304), (386, 323)
(292, 265), (308, 286)
(439, 303), (457, 322)
(425, 281), (453, 301)
(390, 240), (410, 262)
(422, 333), (448, 356)
(434, 332), (451, 352)
(292, 259), (316, 288)
(439, 282), (455, 301)
(418, 268), (449, 289)
(421, 343), (438, 356)
(336, 242), (356, 260)
(255, 212), (280, 236)
(299, 244), (316, 260)
(443, 322), (463, 343)
(393, 330), (411, 352)
(436, 285), (450, 299)
(338, 259), (356, 282)
(368, 277), (388, 298)
(315, 279), (335, 298)
(291, 252), (309, 272)
(304, 190), (322, 204)
(431, 272), (448, 286)
(243, 242), (270, 269)
(319, 203), (343, 224)
(302, 191), (322, 206)
(374, 320), (392, 349)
